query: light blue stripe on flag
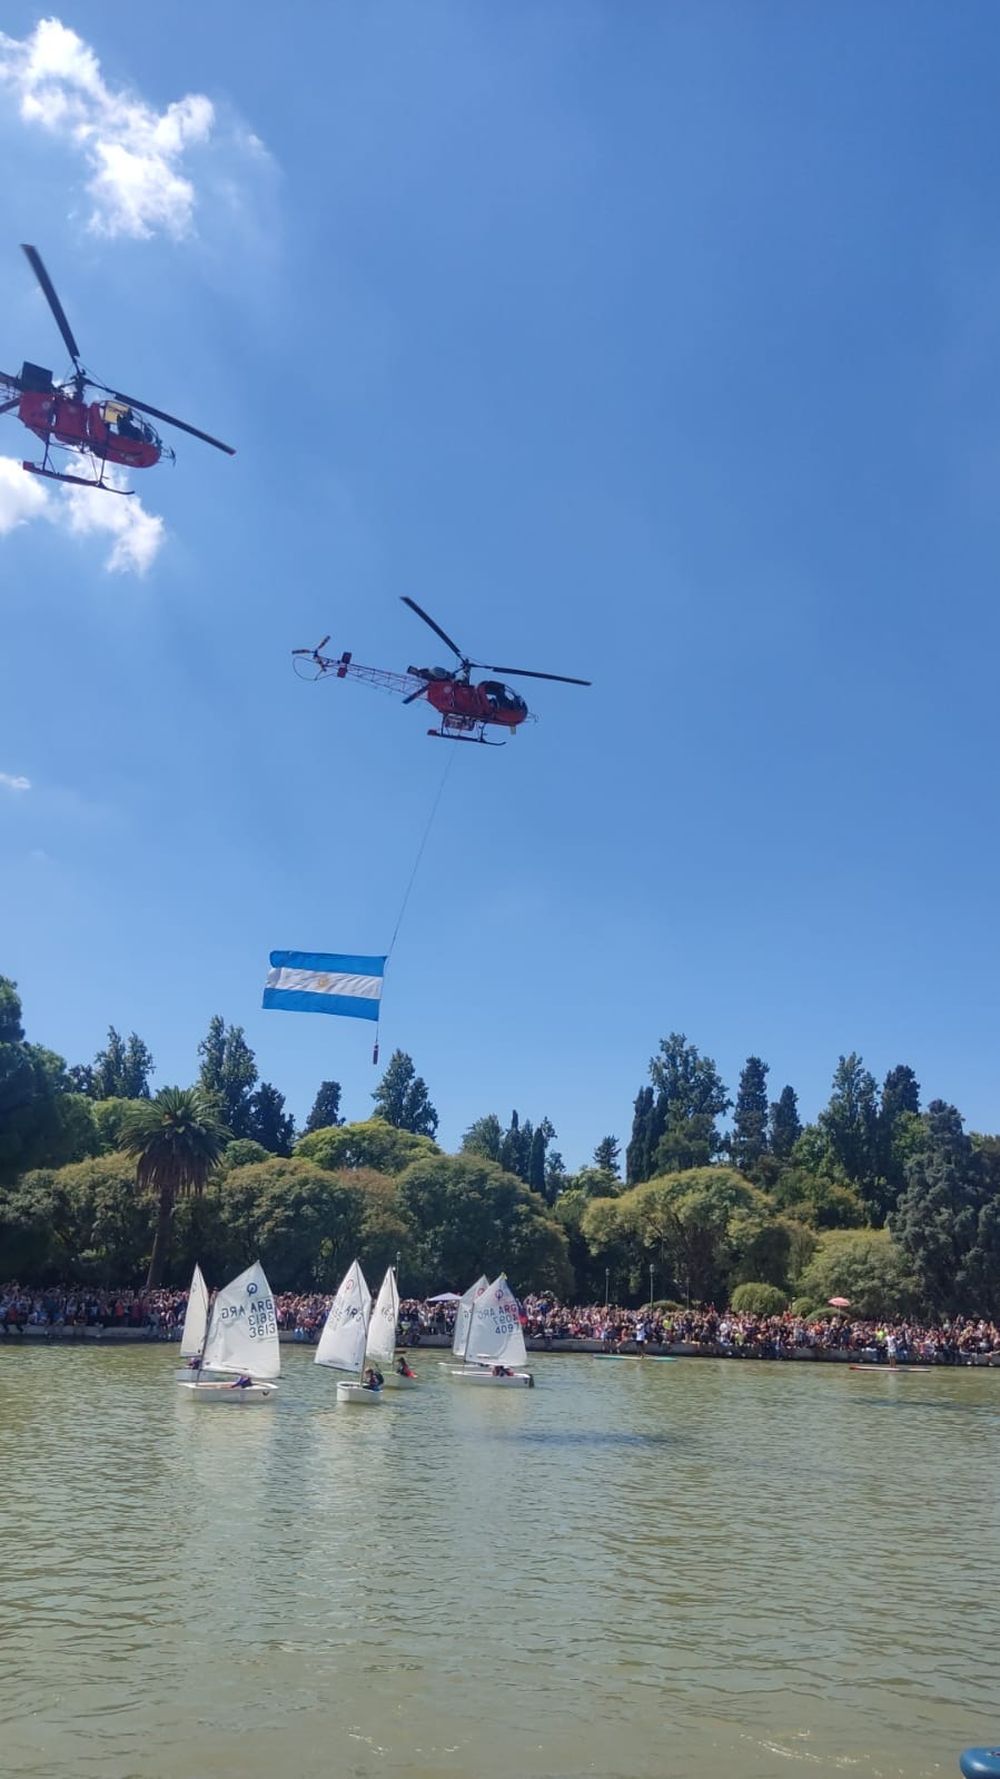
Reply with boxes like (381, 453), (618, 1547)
(268, 950), (385, 977)
(263, 950), (386, 1021)
(263, 987), (380, 1022)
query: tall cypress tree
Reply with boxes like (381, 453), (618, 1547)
(876, 1064), (922, 1216)
(528, 1126), (547, 1195)
(769, 1085), (801, 1160)
(500, 1110), (522, 1177)
(305, 1080), (344, 1132)
(732, 1056), (770, 1176)
(626, 1086), (655, 1184)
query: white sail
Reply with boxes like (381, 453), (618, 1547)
(200, 1262), (280, 1380)
(366, 1267), (399, 1367)
(465, 1275), (528, 1368)
(452, 1274), (489, 1357)
(315, 1261), (371, 1374)
(179, 1264), (210, 1358)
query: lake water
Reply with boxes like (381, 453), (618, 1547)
(0, 1347), (997, 1779)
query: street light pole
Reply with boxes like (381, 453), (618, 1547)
(605, 1267), (610, 1308)
(649, 1261), (654, 1308)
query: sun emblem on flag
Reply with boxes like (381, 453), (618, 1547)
(315, 973), (330, 989)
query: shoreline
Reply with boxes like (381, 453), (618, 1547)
(3, 1325), (999, 1366)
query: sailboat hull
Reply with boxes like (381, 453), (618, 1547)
(382, 1371), (419, 1389)
(448, 1367), (534, 1387)
(336, 1381), (383, 1405)
(177, 1380), (278, 1403)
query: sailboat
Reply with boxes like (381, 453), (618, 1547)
(315, 1260), (381, 1405)
(447, 1274), (534, 1387)
(438, 1273), (489, 1368)
(174, 1263), (210, 1382)
(177, 1261), (281, 1403)
(369, 1266), (416, 1388)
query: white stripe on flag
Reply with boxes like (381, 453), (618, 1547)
(265, 966), (382, 1001)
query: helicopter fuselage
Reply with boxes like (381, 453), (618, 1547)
(423, 674), (528, 732)
(18, 383), (161, 470)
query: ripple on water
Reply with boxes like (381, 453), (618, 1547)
(0, 1347), (998, 1779)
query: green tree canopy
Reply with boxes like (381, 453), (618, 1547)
(642, 1034), (732, 1176)
(797, 1228), (917, 1317)
(218, 1138), (271, 1172)
(0, 1153), (155, 1284)
(0, 978), (97, 1181)
(296, 1117), (438, 1175)
(89, 1027), (155, 1100)
(217, 1156), (367, 1291)
(394, 1152), (572, 1296)
(247, 1082), (295, 1156)
(461, 1113), (504, 1163)
(371, 1050), (438, 1136)
(891, 1101), (1000, 1317)
(817, 1053), (880, 1208)
(592, 1135), (621, 1178)
(730, 1282), (789, 1315)
(582, 1166), (785, 1306)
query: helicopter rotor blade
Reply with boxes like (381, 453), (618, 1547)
(402, 685), (428, 706)
(22, 245), (83, 369)
(98, 385), (235, 455)
(400, 596), (465, 663)
(472, 662), (592, 686)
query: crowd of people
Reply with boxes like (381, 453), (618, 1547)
(1, 1281), (998, 1365)
(517, 1298), (1000, 1364)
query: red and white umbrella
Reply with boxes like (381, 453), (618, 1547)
(828, 1296), (851, 1309)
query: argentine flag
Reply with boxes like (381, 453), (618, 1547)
(262, 950), (386, 1022)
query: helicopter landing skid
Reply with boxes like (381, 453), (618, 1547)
(22, 459), (134, 495)
(428, 727), (506, 747)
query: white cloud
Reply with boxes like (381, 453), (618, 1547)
(0, 772), (31, 792)
(0, 455), (49, 533)
(0, 453), (164, 574)
(59, 467), (164, 573)
(0, 18), (261, 240)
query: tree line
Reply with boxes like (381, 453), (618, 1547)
(2, 978), (998, 1318)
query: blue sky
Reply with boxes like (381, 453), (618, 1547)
(2, 2), (999, 1161)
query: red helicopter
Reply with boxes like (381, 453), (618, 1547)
(0, 245), (235, 494)
(294, 597), (591, 745)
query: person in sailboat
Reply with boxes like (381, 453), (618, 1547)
(395, 1355), (416, 1379)
(230, 1372), (254, 1389)
(362, 1366), (384, 1391)
(491, 1364), (514, 1378)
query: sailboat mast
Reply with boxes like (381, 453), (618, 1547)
(461, 1287), (477, 1365)
(195, 1288), (215, 1392)
(358, 1287), (372, 1384)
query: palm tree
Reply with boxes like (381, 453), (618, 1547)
(122, 1087), (229, 1288)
